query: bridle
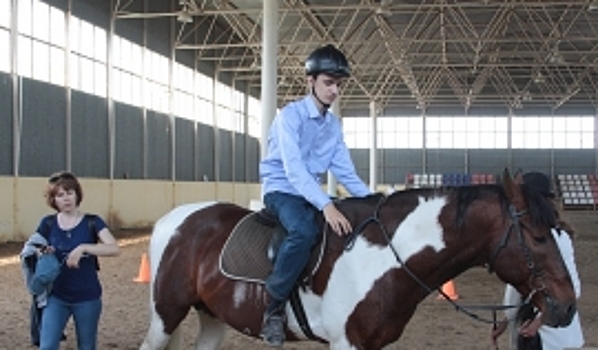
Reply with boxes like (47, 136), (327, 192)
(488, 204), (549, 302)
(345, 193), (550, 325)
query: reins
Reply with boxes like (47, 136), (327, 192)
(345, 194), (538, 326)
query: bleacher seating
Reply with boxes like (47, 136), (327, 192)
(405, 172), (496, 189)
(404, 172), (598, 210)
(557, 174), (597, 209)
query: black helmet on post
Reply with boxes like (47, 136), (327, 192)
(305, 44), (350, 78)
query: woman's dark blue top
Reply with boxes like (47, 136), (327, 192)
(36, 214), (107, 303)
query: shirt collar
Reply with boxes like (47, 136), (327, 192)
(303, 95), (328, 120)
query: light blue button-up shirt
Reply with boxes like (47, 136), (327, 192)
(260, 95), (370, 210)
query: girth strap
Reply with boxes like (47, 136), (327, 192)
(289, 288), (326, 342)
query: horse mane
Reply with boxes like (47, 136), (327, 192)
(452, 184), (509, 231)
(451, 183), (556, 232)
(339, 184), (556, 237)
(338, 192), (385, 206)
(394, 184), (556, 233)
(335, 193), (386, 227)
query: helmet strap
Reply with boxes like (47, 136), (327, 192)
(311, 85), (330, 111)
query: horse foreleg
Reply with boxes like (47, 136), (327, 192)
(193, 310), (226, 350)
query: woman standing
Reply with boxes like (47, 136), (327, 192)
(22, 171), (120, 350)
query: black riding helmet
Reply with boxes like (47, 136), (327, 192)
(523, 171), (555, 198)
(305, 44), (350, 78)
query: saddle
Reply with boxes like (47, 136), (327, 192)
(218, 209), (326, 284)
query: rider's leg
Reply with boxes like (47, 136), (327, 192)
(261, 191), (320, 346)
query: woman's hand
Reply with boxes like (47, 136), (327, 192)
(519, 316), (542, 337)
(66, 245), (87, 268)
(36, 245), (55, 256)
(490, 317), (507, 347)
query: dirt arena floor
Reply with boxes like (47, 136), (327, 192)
(1, 211), (597, 349)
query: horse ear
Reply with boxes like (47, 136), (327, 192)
(502, 168), (511, 183)
(502, 168), (521, 200)
(513, 171), (524, 185)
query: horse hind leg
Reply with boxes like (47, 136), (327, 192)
(139, 305), (187, 350)
(139, 312), (171, 350)
(165, 327), (183, 350)
(192, 309), (226, 350)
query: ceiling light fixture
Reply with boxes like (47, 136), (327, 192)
(588, 0), (598, 11)
(177, 2), (193, 24)
(375, 0), (392, 16)
(549, 51), (565, 64)
(533, 72), (545, 84)
(177, 10), (193, 23)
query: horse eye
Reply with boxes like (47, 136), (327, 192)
(532, 235), (547, 244)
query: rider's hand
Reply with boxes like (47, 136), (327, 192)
(323, 203), (352, 236)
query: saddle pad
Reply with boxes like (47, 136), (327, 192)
(219, 212), (325, 284)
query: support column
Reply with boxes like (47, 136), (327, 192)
(142, 0), (148, 179)
(213, 69), (219, 181)
(327, 99), (340, 197)
(10, 0), (19, 176)
(231, 79), (237, 182)
(422, 111), (427, 174)
(595, 107), (598, 174)
(369, 100), (378, 192)
(168, 2), (176, 181)
(507, 107), (513, 171)
(244, 83), (250, 181)
(260, 0), (278, 160)
(65, 0), (75, 172)
(108, 0), (116, 180)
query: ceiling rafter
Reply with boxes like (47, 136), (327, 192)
(113, 0), (598, 110)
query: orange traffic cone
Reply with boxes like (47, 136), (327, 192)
(133, 252), (150, 283)
(437, 280), (459, 300)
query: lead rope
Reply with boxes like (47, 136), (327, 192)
(345, 197), (525, 326)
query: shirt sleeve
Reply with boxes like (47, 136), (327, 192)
(502, 284), (522, 349)
(553, 229), (581, 298)
(503, 284), (521, 320)
(329, 136), (370, 197)
(277, 108), (332, 210)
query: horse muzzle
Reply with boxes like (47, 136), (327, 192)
(541, 294), (576, 327)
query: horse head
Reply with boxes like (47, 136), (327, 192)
(491, 169), (576, 327)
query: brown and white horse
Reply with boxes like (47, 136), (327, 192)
(140, 172), (576, 349)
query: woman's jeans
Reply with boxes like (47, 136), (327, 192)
(39, 295), (102, 350)
(264, 191), (320, 302)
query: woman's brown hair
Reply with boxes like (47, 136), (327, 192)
(45, 171), (83, 211)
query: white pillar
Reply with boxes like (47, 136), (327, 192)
(260, 0), (278, 160)
(10, 0), (19, 176)
(327, 99), (340, 197)
(369, 100), (378, 192)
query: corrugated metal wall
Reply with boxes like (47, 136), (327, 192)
(1, 0), (596, 185)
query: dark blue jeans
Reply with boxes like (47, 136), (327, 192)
(263, 191), (320, 302)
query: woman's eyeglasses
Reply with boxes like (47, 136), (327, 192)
(49, 172), (75, 184)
